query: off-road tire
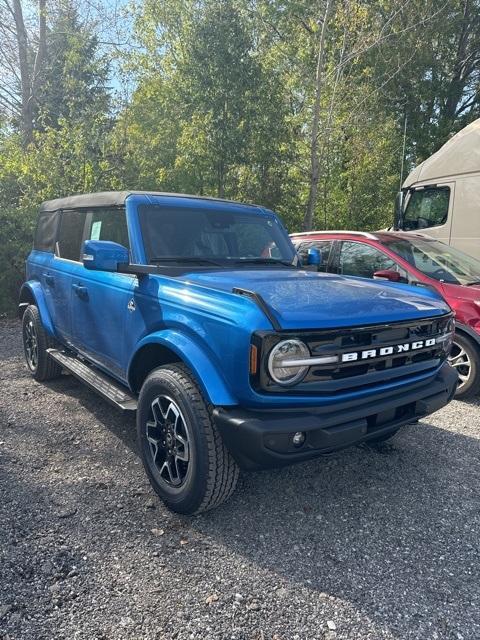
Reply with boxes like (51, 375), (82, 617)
(22, 305), (62, 381)
(137, 364), (239, 515)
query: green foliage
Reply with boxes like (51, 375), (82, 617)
(359, 0), (480, 163)
(1, 0), (480, 312)
(36, 4), (110, 130)
(118, 0), (293, 207)
(0, 2), (113, 314)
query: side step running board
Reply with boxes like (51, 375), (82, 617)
(47, 349), (137, 412)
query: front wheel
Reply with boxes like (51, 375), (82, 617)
(448, 333), (480, 399)
(137, 364), (239, 515)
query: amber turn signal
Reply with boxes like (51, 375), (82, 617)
(249, 344), (258, 375)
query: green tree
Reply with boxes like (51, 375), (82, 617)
(363, 0), (480, 163)
(117, 0), (291, 209)
(0, 0), (114, 313)
(36, 2), (110, 130)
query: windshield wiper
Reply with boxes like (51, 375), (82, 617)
(231, 258), (297, 267)
(466, 280), (480, 286)
(150, 257), (224, 266)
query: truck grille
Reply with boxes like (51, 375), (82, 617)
(252, 314), (454, 395)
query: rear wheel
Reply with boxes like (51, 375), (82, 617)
(137, 364), (239, 515)
(448, 333), (480, 399)
(22, 305), (61, 381)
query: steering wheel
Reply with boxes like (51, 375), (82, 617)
(431, 268), (449, 280)
(417, 217), (429, 229)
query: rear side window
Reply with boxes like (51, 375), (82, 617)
(85, 208), (129, 248)
(56, 210), (87, 261)
(34, 211), (59, 252)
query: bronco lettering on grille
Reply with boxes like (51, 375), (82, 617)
(341, 338), (437, 362)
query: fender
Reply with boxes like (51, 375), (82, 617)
(128, 330), (238, 406)
(18, 281), (56, 337)
(455, 321), (480, 348)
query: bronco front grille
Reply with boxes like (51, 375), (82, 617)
(251, 314), (454, 395)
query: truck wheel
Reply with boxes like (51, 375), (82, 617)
(448, 333), (480, 399)
(22, 305), (62, 381)
(137, 364), (239, 515)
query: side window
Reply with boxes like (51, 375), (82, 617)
(403, 187), (450, 230)
(339, 241), (406, 279)
(295, 240), (333, 272)
(85, 208), (129, 248)
(34, 210), (59, 252)
(56, 210), (87, 261)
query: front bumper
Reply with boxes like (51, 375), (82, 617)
(213, 362), (458, 470)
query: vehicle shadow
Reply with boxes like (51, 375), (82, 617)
(43, 373), (137, 451)
(191, 420), (480, 637)
(42, 374), (480, 637)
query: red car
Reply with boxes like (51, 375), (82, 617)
(291, 230), (480, 398)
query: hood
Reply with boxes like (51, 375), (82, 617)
(180, 269), (451, 330)
(441, 280), (480, 301)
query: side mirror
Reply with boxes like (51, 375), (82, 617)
(307, 247), (321, 267)
(82, 240), (129, 272)
(373, 269), (401, 282)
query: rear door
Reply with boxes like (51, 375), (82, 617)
(30, 209), (60, 334)
(70, 207), (135, 378)
(49, 209), (88, 343)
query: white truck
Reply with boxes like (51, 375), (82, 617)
(396, 118), (480, 260)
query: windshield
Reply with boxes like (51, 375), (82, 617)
(382, 236), (480, 285)
(138, 205), (296, 266)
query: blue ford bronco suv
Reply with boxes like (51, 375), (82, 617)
(20, 192), (458, 514)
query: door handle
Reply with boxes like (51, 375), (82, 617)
(72, 283), (89, 301)
(44, 273), (55, 286)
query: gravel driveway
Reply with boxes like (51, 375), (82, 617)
(1, 319), (479, 640)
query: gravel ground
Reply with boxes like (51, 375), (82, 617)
(1, 319), (479, 640)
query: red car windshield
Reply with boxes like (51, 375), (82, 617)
(382, 236), (480, 286)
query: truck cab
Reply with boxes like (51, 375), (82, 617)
(397, 118), (480, 260)
(20, 192), (458, 514)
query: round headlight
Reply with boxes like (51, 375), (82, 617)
(268, 339), (310, 385)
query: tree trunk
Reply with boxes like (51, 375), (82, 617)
(303, 0), (334, 231)
(11, 0), (47, 146)
(12, 0), (32, 144)
(32, 0), (47, 101)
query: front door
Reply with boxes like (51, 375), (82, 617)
(70, 207), (135, 378)
(336, 240), (409, 281)
(402, 182), (455, 244)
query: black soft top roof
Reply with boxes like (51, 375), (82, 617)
(39, 191), (261, 212)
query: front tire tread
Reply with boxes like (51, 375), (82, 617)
(139, 364), (239, 515)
